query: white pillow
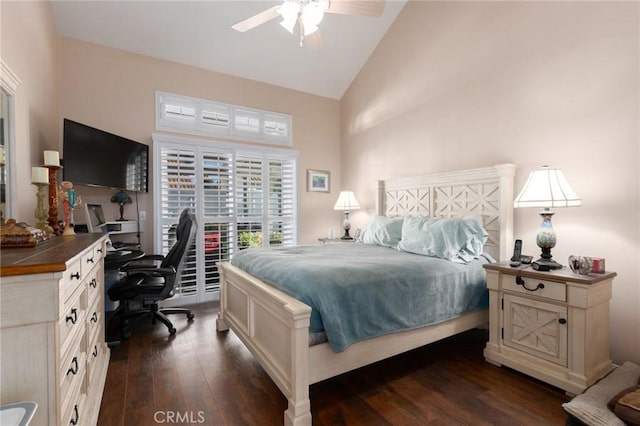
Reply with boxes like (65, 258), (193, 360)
(397, 216), (488, 263)
(357, 216), (404, 248)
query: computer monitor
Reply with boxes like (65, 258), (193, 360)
(85, 203), (107, 233)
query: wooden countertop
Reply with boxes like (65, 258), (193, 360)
(1, 234), (106, 277)
(484, 262), (617, 285)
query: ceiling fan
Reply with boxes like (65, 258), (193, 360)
(232, 0), (385, 47)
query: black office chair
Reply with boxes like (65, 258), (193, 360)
(108, 208), (197, 338)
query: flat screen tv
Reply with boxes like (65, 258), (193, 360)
(63, 119), (148, 192)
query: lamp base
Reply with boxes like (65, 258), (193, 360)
(532, 258), (562, 271)
(341, 211), (352, 240)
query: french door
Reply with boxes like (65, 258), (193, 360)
(153, 134), (297, 305)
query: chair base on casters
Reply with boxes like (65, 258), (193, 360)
(112, 300), (195, 339)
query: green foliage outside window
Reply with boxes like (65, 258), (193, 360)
(238, 231), (283, 248)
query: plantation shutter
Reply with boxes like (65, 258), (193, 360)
(201, 151), (233, 293)
(157, 92), (292, 146)
(158, 147), (197, 296)
(236, 155), (264, 250)
(268, 158), (296, 247)
(154, 134), (297, 303)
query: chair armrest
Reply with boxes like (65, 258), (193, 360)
(120, 265), (177, 278)
(138, 254), (165, 261)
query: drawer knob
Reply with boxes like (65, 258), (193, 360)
(66, 357), (79, 376)
(70, 272), (80, 280)
(70, 404), (79, 425)
(91, 312), (98, 323)
(65, 308), (78, 324)
(97, 248), (103, 253)
(559, 318), (567, 325)
(86, 256), (94, 264)
(89, 278), (97, 288)
(515, 276), (545, 291)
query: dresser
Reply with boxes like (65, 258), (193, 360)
(483, 262), (616, 395)
(0, 234), (110, 425)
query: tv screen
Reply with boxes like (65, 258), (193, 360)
(63, 119), (148, 192)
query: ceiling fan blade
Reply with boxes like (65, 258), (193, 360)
(326, 0), (385, 17)
(232, 6), (280, 32)
(305, 30), (324, 49)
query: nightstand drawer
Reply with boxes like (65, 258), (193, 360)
(502, 274), (566, 302)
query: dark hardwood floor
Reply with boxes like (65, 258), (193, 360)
(99, 302), (570, 426)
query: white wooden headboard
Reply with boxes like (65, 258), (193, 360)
(377, 164), (516, 261)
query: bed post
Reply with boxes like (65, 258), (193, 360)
(216, 262), (229, 331)
(285, 321), (312, 426)
(377, 180), (386, 216)
(494, 163), (516, 262)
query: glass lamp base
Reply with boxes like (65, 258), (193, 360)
(533, 258), (562, 270)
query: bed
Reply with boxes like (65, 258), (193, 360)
(216, 163), (516, 425)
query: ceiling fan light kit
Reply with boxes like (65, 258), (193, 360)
(233, 0), (385, 47)
(279, 1), (301, 33)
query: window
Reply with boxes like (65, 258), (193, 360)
(156, 92), (292, 146)
(153, 134), (298, 304)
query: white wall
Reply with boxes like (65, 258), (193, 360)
(58, 38), (341, 251)
(1, 1), (59, 222)
(341, 1), (640, 364)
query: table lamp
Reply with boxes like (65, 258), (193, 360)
(514, 165), (581, 270)
(333, 190), (360, 240)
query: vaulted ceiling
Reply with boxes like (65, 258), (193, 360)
(52, 1), (407, 99)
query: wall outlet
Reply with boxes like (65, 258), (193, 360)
(139, 210), (146, 221)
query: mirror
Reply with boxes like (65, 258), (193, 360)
(1, 89), (9, 221)
(1, 59), (20, 223)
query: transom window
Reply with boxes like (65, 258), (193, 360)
(156, 92), (292, 146)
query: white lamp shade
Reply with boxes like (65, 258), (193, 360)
(333, 191), (360, 211)
(514, 166), (582, 208)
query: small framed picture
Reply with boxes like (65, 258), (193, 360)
(307, 169), (330, 193)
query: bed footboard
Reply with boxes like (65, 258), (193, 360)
(217, 262), (313, 426)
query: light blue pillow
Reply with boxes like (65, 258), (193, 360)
(397, 216), (488, 263)
(357, 216), (404, 248)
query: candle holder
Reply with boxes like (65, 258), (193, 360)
(59, 181), (80, 236)
(44, 165), (63, 235)
(33, 182), (53, 234)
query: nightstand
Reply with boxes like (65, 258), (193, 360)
(483, 262), (616, 395)
(318, 238), (355, 244)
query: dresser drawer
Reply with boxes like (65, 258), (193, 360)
(502, 274), (566, 302)
(82, 247), (100, 275)
(59, 291), (85, 357)
(61, 258), (84, 305)
(86, 269), (101, 309)
(59, 341), (86, 414)
(86, 296), (102, 341)
(62, 385), (86, 426)
(95, 240), (106, 262)
(87, 339), (105, 388)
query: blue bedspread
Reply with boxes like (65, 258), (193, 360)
(230, 243), (490, 352)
